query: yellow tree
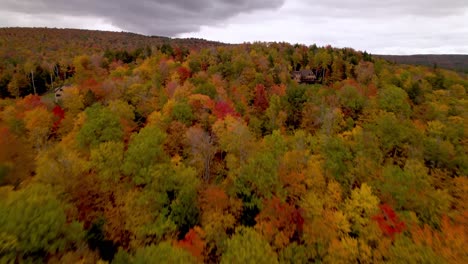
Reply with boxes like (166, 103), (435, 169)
(343, 183), (379, 235)
(24, 107), (54, 151)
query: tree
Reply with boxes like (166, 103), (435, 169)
(377, 85), (411, 118)
(372, 204), (405, 239)
(367, 112), (416, 161)
(337, 85), (366, 118)
(52, 105), (65, 131)
(122, 125), (167, 185)
(176, 227), (205, 262)
(24, 60), (37, 95)
(234, 148), (281, 227)
(214, 100), (237, 120)
(255, 197), (302, 249)
(278, 150), (310, 203)
(221, 227), (278, 264)
(7, 72), (28, 98)
(331, 55), (346, 82)
(314, 50), (332, 82)
(278, 243), (312, 264)
(410, 215), (467, 264)
(355, 61), (374, 85)
(265, 94), (287, 132)
(177, 66), (191, 85)
(343, 183), (379, 235)
(172, 100), (194, 126)
(24, 106), (54, 150)
(212, 115), (254, 167)
(284, 84), (307, 129)
(389, 236), (444, 264)
(0, 184), (83, 262)
(61, 86), (85, 114)
(186, 126), (216, 182)
(73, 55), (94, 83)
(254, 84), (269, 113)
(198, 185), (242, 260)
(90, 141), (124, 182)
(133, 242), (196, 264)
(324, 236), (360, 264)
(322, 136), (353, 188)
(0, 127), (34, 186)
(376, 160), (451, 228)
(143, 163), (200, 239)
(76, 103), (123, 149)
(164, 121), (188, 157)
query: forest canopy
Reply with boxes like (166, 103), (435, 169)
(0, 28), (467, 263)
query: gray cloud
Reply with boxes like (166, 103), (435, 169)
(179, 0), (468, 54)
(0, 0), (285, 35)
(285, 0), (468, 18)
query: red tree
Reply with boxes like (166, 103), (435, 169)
(214, 100), (237, 120)
(255, 197), (304, 248)
(254, 84), (269, 112)
(177, 66), (191, 84)
(177, 227), (205, 262)
(373, 204), (405, 239)
(52, 105), (65, 130)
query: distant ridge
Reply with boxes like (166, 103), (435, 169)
(0, 27), (226, 51)
(2, 28), (467, 74)
(376, 54), (468, 73)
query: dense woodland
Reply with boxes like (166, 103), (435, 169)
(378, 54), (468, 74)
(0, 28), (467, 263)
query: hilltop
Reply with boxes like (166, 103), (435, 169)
(377, 54), (468, 73)
(0, 27), (225, 64)
(0, 27), (225, 50)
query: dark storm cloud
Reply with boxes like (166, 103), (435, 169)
(0, 0), (285, 35)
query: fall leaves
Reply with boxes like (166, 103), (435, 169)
(0, 36), (467, 263)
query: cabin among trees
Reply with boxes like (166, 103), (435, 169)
(54, 85), (72, 102)
(291, 69), (322, 84)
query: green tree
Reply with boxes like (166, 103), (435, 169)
(172, 100), (194, 126)
(377, 85), (411, 117)
(133, 242), (196, 264)
(284, 84), (308, 129)
(338, 85), (366, 117)
(235, 149), (280, 220)
(76, 103), (123, 149)
(122, 125), (167, 185)
(366, 112), (417, 160)
(322, 136), (353, 188)
(143, 163), (200, 239)
(0, 184), (83, 262)
(221, 227), (278, 264)
(90, 141), (124, 182)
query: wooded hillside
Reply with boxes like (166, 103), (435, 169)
(0, 28), (467, 263)
(377, 54), (468, 73)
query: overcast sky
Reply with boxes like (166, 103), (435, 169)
(1, 0), (467, 54)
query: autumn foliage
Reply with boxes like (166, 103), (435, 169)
(373, 204), (406, 239)
(0, 28), (466, 263)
